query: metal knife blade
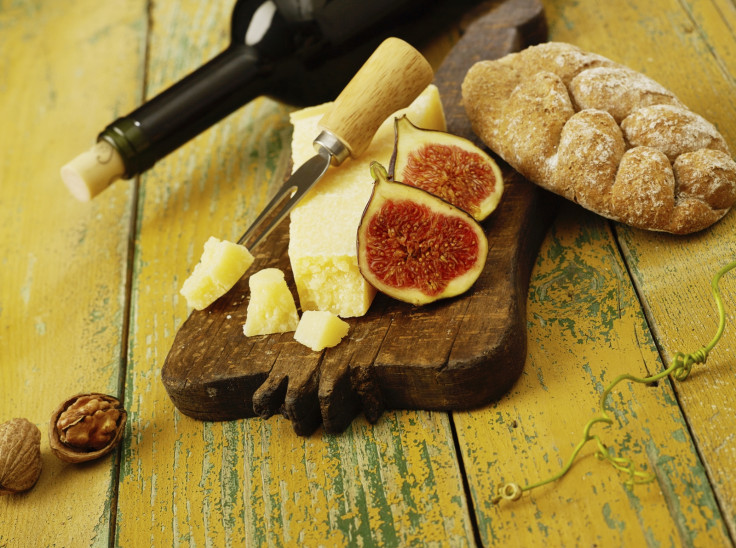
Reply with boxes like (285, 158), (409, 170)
(236, 37), (434, 252)
(237, 147), (330, 250)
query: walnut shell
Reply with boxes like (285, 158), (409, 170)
(48, 393), (127, 463)
(0, 418), (42, 495)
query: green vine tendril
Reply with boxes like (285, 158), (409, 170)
(492, 258), (736, 505)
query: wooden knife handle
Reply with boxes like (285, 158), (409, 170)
(318, 37), (434, 159)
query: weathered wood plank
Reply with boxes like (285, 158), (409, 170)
(617, 223), (736, 537)
(0, 1), (145, 546)
(454, 0), (736, 544)
(120, 411), (474, 546)
(5, 0), (735, 545)
(115, 0), (475, 544)
(455, 206), (730, 546)
(543, 0), (736, 539)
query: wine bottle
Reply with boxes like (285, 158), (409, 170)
(61, 0), (483, 201)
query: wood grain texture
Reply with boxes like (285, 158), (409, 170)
(451, 0), (736, 545)
(0, 1), (145, 546)
(543, 0), (736, 539)
(162, 0), (553, 437)
(3, 0), (736, 545)
(115, 0), (476, 544)
(319, 37), (434, 157)
(455, 204), (730, 546)
(119, 411), (475, 546)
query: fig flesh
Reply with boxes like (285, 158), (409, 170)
(389, 115), (504, 221)
(357, 163), (488, 306)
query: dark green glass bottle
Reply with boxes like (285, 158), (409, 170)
(63, 0), (481, 200)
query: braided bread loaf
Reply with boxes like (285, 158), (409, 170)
(462, 42), (736, 234)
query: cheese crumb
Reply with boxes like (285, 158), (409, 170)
(243, 268), (299, 336)
(180, 237), (254, 310)
(294, 310), (350, 351)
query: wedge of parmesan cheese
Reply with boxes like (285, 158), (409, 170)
(294, 310), (350, 351)
(243, 268), (299, 336)
(180, 236), (254, 310)
(288, 84), (446, 317)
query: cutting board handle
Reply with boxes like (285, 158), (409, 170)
(318, 37), (434, 159)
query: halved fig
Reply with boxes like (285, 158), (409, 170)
(389, 115), (504, 221)
(357, 163), (488, 306)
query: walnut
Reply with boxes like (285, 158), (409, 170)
(49, 393), (127, 463)
(0, 418), (42, 495)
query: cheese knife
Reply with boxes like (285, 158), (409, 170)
(237, 37), (434, 250)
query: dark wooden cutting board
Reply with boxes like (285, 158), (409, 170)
(162, 0), (553, 435)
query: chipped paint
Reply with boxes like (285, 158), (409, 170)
(453, 207), (730, 546)
(4, 0), (736, 546)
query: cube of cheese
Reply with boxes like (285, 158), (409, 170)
(294, 310), (350, 351)
(243, 268), (299, 336)
(180, 236), (254, 310)
(288, 84), (446, 318)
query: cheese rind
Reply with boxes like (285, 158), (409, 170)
(243, 268), (299, 336)
(180, 237), (254, 310)
(288, 84), (447, 318)
(294, 310), (350, 351)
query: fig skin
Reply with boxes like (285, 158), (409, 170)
(357, 163), (488, 306)
(389, 115), (504, 221)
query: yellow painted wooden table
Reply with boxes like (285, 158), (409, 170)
(1, 0), (735, 546)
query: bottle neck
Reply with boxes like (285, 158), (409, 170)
(100, 0), (486, 179)
(99, 45), (266, 177)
